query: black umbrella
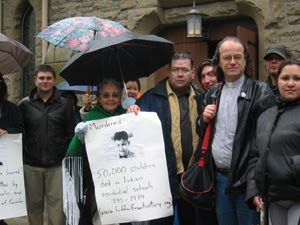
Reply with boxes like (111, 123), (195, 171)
(60, 32), (174, 85)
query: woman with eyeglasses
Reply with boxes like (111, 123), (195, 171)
(64, 79), (126, 225)
(80, 79), (141, 120)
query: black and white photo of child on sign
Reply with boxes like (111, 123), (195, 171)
(98, 129), (144, 161)
(113, 131), (135, 158)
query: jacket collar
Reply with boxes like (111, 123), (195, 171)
(276, 96), (300, 109)
(209, 77), (252, 100)
(29, 87), (62, 103)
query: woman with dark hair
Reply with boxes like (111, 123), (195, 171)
(63, 78), (126, 225)
(197, 59), (219, 92)
(0, 74), (23, 140)
(122, 79), (141, 99)
(121, 79), (142, 109)
(81, 79), (142, 119)
(246, 59), (300, 225)
(0, 74), (23, 225)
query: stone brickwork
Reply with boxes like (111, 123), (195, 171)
(1, 0), (300, 102)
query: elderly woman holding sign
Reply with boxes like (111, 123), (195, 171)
(246, 59), (300, 225)
(64, 79), (126, 225)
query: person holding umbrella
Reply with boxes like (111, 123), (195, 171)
(0, 74), (23, 225)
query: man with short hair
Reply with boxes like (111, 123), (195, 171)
(19, 64), (74, 225)
(264, 44), (292, 94)
(113, 131), (135, 158)
(128, 52), (218, 225)
(198, 37), (274, 225)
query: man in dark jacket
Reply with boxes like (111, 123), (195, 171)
(198, 37), (274, 225)
(19, 65), (74, 225)
(128, 52), (217, 225)
(0, 74), (23, 225)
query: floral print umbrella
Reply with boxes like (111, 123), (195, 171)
(37, 16), (128, 51)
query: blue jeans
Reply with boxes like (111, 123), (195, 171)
(215, 172), (259, 225)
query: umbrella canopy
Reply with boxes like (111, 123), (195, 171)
(0, 33), (32, 74)
(60, 32), (174, 85)
(57, 81), (97, 93)
(37, 16), (128, 51)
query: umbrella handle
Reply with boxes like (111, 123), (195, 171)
(87, 85), (90, 95)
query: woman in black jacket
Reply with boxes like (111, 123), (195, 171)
(246, 59), (300, 225)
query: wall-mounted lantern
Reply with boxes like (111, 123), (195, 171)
(186, 1), (202, 38)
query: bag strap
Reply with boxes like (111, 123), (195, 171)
(199, 101), (216, 167)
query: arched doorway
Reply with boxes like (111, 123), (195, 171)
(156, 17), (258, 89)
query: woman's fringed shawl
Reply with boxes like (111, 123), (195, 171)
(63, 103), (126, 225)
(63, 156), (83, 225)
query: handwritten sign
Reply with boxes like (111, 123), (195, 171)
(85, 112), (173, 224)
(0, 133), (27, 219)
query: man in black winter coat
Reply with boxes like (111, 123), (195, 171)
(19, 65), (74, 225)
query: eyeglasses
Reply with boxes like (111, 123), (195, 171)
(170, 67), (192, 75)
(101, 92), (120, 99)
(221, 54), (244, 62)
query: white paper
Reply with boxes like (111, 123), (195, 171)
(0, 133), (27, 219)
(85, 112), (173, 224)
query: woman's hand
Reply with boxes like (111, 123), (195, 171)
(75, 122), (87, 144)
(127, 105), (141, 115)
(253, 196), (263, 210)
(0, 129), (8, 136)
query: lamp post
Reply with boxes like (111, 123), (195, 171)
(186, 1), (202, 38)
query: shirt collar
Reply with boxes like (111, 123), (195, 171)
(166, 80), (191, 97)
(225, 75), (245, 88)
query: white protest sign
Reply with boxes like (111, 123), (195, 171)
(85, 112), (173, 224)
(0, 133), (27, 219)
